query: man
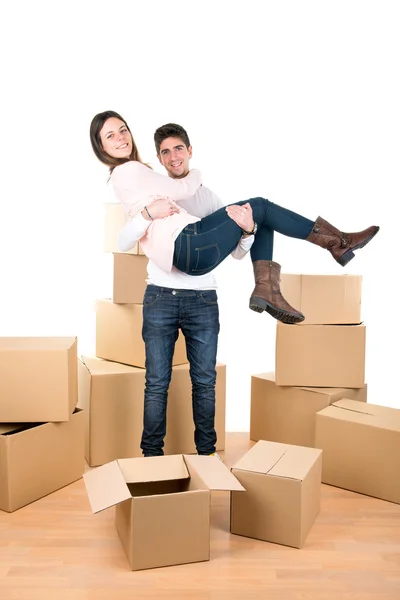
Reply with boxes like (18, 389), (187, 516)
(118, 123), (255, 457)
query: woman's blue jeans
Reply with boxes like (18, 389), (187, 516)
(173, 197), (314, 275)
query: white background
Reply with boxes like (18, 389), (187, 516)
(1, 1), (399, 430)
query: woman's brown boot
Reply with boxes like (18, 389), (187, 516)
(306, 216), (379, 266)
(249, 260), (305, 324)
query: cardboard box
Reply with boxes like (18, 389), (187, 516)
(275, 323), (366, 388)
(280, 274), (362, 325)
(0, 409), (85, 512)
(83, 454), (245, 570)
(95, 300), (188, 368)
(0, 337), (78, 422)
(78, 357), (226, 466)
(250, 372), (367, 447)
(315, 399), (400, 504)
(230, 440), (322, 548)
(104, 203), (145, 255)
(113, 254), (148, 304)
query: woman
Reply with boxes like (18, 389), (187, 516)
(90, 110), (379, 324)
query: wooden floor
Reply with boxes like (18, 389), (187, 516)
(1, 433), (400, 600)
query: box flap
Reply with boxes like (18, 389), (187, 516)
(0, 424), (22, 435)
(332, 399), (398, 417)
(83, 461), (131, 513)
(232, 441), (321, 480)
(268, 446), (322, 481)
(252, 371), (353, 397)
(80, 355), (143, 376)
(322, 399), (400, 431)
(184, 455), (245, 491)
(117, 455), (189, 483)
(232, 440), (288, 474)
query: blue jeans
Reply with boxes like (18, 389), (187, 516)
(141, 285), (220, 457)
(173, 197), (314, 274)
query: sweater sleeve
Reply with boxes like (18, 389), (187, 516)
(113, 162), (202, 205)
(118, 212), (150, 252)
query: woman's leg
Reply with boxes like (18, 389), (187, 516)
(173, 197), (314, 275)
(173, 197), (379, 323)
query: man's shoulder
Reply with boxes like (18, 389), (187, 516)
(195, 185), (223, 206)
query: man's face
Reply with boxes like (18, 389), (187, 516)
(158, 137), (192, 179)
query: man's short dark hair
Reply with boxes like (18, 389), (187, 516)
(154, 123), (191, 154)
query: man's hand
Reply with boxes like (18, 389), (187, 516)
(142, 198), (180, 220)
(225, 202), (255, 233)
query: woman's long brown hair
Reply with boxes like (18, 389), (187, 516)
(90, 110), (147, 174)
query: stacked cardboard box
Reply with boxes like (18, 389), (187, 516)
(78, 203), (226, 466)
(232, 275), (366, 547)
(250, 275), (367, 448)
(0, 337), (85, 512)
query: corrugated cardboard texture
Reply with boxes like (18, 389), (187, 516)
(95, 300), (188, 369)
(78, 357), (226, 466)
(0, 337), (78, 422)
(250, 372), (367, 447)
(280, 274), (362, 325)
(116, 489), (210, 570)
(104, 203), (145, 255)
(275, 323), (366, 388)
(113, 254), (148, 304)
(0, 409), (85, 512)
(231, 440), (322, 548)
(315, 399), (400, 504)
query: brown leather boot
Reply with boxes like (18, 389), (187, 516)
(306, 216), (379, 266)
(249, 260), (305, 324)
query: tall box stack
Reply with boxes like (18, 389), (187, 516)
(236, 274), (366, 547)
(0, 337), (85, 512)
(79, 203), (227, 465)
(250, 274), (367, 449)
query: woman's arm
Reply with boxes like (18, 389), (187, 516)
(113, 161), (202, 202)
(118, 212), (149, 252)
(117, 198), (180, 252)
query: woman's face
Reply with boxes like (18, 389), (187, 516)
(100, 117), (133, 159)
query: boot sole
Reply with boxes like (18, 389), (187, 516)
(249, 297), (305, 324)
(337, 227), (380, 267)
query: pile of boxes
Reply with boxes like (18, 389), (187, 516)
(3, 213), (398, 573)
(250, 273), (400, 506)
(0, 337), (85, 512)
(77, 203), (227, 467)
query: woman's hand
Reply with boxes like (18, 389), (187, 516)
(142, 198), (180, 220)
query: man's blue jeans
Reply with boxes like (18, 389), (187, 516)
(140, 285), (220, 457)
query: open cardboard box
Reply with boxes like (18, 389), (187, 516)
(0, 408), (85, 512)
(83, 454), (245, 571)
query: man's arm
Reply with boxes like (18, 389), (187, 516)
(210, 192), (255, 260)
